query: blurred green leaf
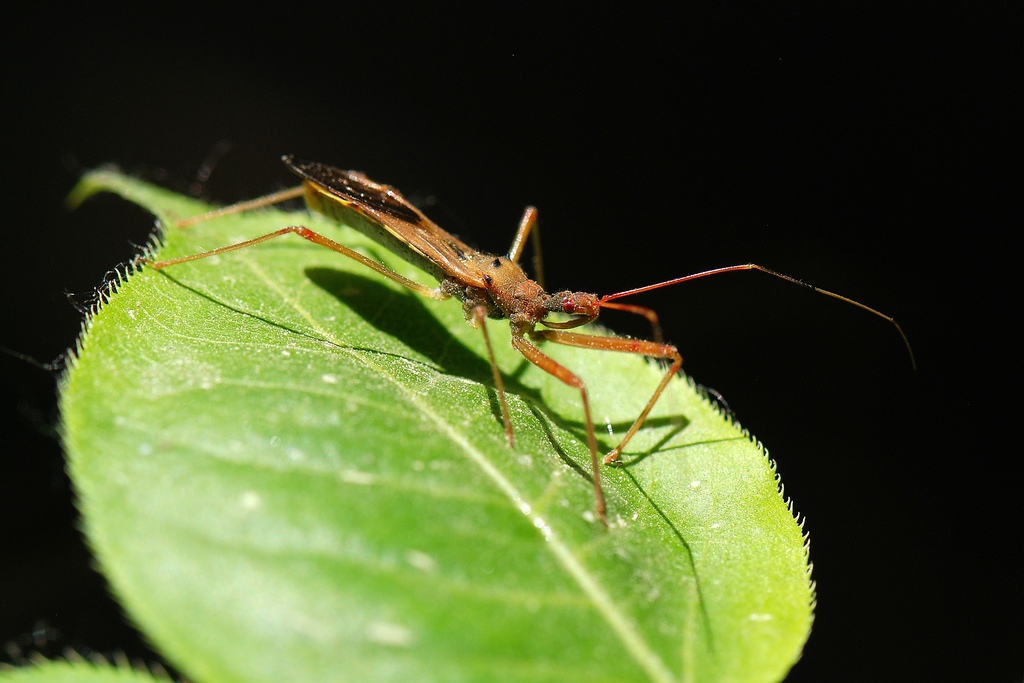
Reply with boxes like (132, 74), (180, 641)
(60, 168), (812, 682)
(0, 660), (166, 682)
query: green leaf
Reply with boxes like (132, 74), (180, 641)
(61, 169), (813, 683)
(0, 660), (166, 682)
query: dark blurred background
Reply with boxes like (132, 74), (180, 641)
(2, 6), (1019, 681)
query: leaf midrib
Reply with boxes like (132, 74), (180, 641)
(232, 241), (679, 683)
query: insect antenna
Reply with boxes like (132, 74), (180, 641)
(599, 263), (916, 369)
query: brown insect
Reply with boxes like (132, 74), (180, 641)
(147, 155), (914, 526)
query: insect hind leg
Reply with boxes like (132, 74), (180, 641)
(175, 186), (306, 227)
(146, 225), (450, 302)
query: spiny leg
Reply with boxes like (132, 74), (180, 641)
(530, 329), (682, 465)
(510, 334), (607, 526)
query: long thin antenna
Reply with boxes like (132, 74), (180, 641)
(601, 263), (916, 370)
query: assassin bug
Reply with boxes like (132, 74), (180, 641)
(146, 155), (914, 526)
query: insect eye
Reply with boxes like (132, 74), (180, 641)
(563, 298), (576, 313)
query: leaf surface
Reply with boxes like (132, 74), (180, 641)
(0, 660), (166, 682)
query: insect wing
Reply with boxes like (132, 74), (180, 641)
(284, 156), (486, 287)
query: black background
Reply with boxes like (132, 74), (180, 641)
(2, 6), (1019, 681)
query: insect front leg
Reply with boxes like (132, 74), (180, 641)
(510, 334), (608, 526)
(530, 329), (683, 465)
(598, 301), (665, 344)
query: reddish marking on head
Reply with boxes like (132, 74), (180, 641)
(563, 297), (576, 314)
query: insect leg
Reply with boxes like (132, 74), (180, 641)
(468, 305), (516, 448)
(598, 301), (664, 343)
(146, 226), (450, 301)
(510, 334), (607, 525)
(530, 330), (683, 465)
(175, 186), (307, 227)
(505, 206), (545, 289)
